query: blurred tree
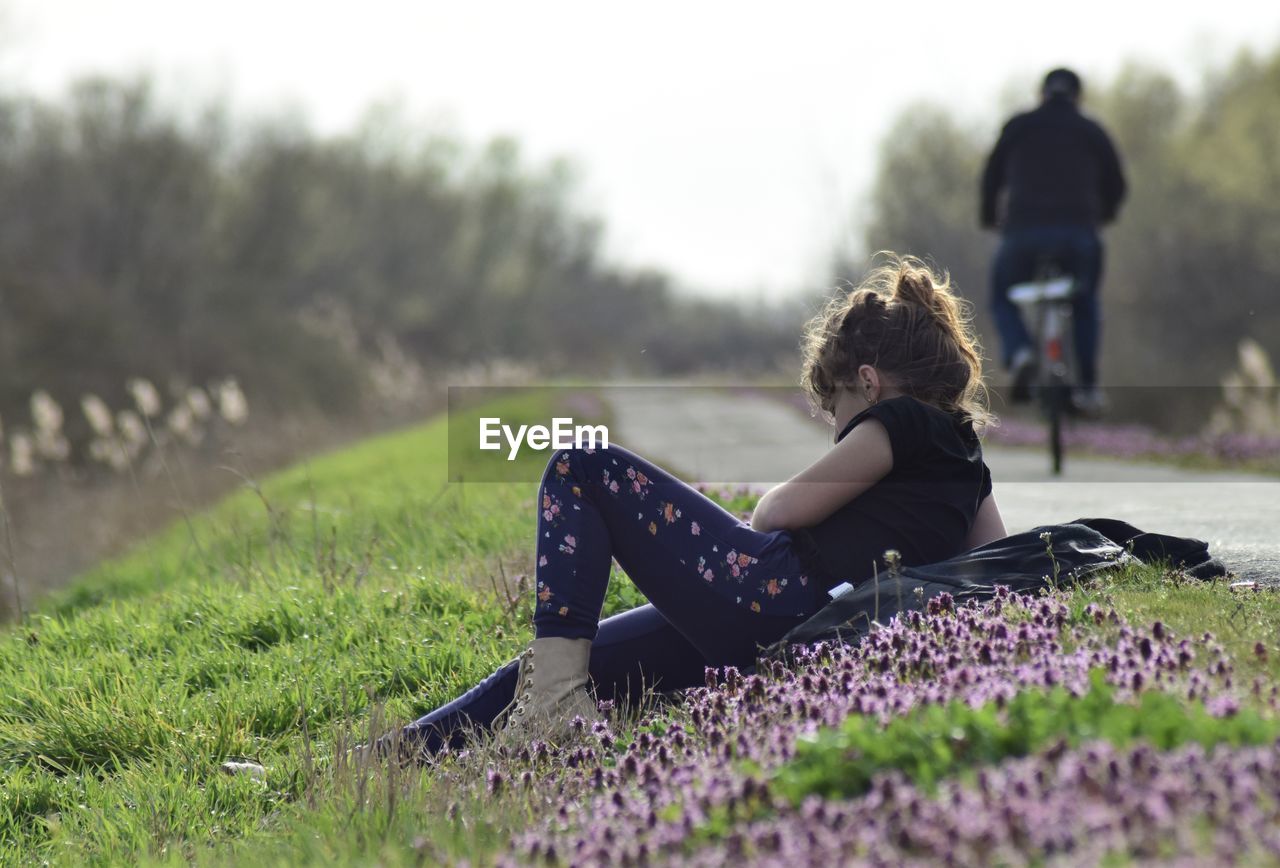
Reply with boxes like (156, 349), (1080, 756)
(0, 75), (803, 459)
(0, 78), (223, 413)
(1178, 51), (1280, 344)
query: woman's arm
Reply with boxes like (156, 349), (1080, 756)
(750, 419), (893, 533)
(964, 494), (1007, 549)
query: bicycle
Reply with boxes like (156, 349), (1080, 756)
(1008, 268), (1078, 475)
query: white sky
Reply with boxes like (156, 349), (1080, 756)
(3, 1), (1279, 299)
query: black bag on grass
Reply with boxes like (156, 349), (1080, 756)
(767, 518), (1226, 656)
(1075, 517), (1226, 581)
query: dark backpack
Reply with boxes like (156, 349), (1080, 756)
(767, 518), (1224, 655)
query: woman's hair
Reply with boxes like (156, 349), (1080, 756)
(800, 254), (991, 429)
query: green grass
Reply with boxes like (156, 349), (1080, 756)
(1087, 564), (1280, 687)
(0, 391), (649, 865)
(2, 392), (1279, 865)
(770, 672), (1280, 805)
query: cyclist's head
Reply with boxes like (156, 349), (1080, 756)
(800, 254), (991, 429)
(1042, 67), (1083, 103)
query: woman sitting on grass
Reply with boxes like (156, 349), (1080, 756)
(396, 255), (1007, 754)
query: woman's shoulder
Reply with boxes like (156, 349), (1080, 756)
(839, 395), (977, 440)
(854, 396), (981, 468)
(864, 394), (955, 432)
(838, 395), (928, 441)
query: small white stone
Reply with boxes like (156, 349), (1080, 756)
(219, 761), (266, 780)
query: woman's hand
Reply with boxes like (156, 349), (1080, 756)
(749, 419), (893, 533)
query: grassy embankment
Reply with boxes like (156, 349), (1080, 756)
(1, 392), (631, 864)
(1, 393), (1276, 865)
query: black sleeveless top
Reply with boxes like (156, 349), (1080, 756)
(792, 396), (992, 589)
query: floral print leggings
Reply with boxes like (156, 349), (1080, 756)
(533, 444), (822, 641)
(395, 444), (824, 755)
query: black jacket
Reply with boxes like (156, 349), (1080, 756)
(980, 97), (1127, 230)
(769, 518), (1225, 656)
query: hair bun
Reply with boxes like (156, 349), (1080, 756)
(893, 268), (937, 311)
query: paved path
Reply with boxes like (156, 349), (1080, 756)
(604, 387), (1280, 582)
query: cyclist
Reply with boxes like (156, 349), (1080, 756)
(980, 67), (1126, 414)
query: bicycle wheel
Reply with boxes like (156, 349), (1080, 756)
(1038, 300), (1074, 476)
(1045, 381), (1068, 475)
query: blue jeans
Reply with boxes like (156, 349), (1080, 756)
(990, 225), (1104, 387)
(396, 445), (822, 754)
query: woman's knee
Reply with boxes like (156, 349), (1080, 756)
(540, 445), (603, 486)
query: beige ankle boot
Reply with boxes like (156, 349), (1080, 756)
(495, 637), (598, 746)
